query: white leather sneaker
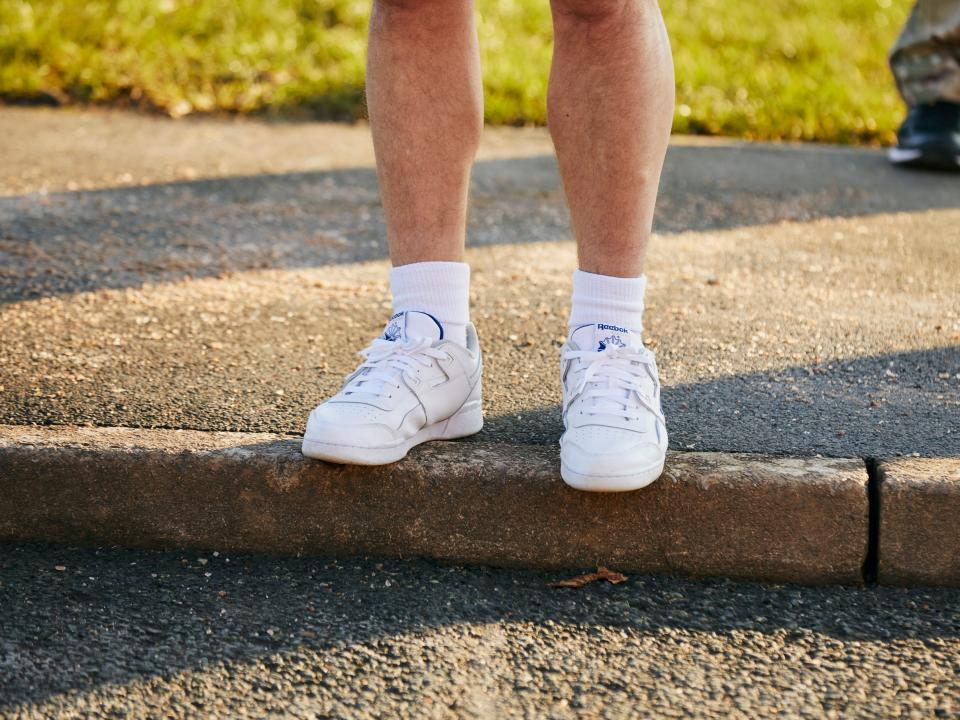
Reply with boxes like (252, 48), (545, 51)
(560, 323), (667, 491)
(302, 311), (483, 464)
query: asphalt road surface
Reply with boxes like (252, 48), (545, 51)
(2, 543), (959, 718)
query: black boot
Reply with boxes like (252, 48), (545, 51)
(888, 101), (960, 171)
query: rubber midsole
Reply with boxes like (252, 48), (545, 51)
(560, 460), (664, 492)
(302, 401), (483, 464)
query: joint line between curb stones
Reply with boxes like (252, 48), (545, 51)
(862, 457), (883, 586)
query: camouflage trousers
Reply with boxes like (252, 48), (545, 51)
(891, 0), (960, 104)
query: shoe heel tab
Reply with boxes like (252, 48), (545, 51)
(465, 323), (481, 355)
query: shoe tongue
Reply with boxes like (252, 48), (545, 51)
(570, 322), (643, 352)
(382, 311), (443, 344)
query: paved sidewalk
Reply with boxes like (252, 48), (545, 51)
(2, 109), (958, 457)
(1, 108), (959, 584)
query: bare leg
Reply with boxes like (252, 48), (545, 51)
(301, 1), (483, 466)
(548, 0), (674, 277)
(366, 0), (483, 265)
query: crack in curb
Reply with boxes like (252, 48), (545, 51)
(862, 457), (883, 585)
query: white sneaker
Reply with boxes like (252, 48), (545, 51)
(302, 311), (483, 464)
(560, 323), (667, 492)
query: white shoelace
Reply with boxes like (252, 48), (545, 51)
(562, 344), (663, 423)
(344, 337), (447, 401)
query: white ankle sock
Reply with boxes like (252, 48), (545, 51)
(389, 261), (471, 346)
(569, 269), (647, 333)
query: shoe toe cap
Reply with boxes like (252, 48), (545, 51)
(562, 425), (665, 476)
(304, 403), (395, 447)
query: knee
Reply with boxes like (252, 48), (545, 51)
(550, 0), (633, 23)
(374, 0), (452, 12)
(551, 0), (662, 26)
(371, 0), (467, 31)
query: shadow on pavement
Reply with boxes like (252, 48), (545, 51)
(2, 345), (956, 459)
(2, 143), (957, 303)
(2, 542), (959, 710)
(476, 346), (960, 458)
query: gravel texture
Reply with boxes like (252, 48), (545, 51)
(2, 543), (959, 719)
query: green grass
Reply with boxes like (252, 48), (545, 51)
(0, 0), (911, 143)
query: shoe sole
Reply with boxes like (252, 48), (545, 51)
(301, 400), (483, 465)
(888, 146), (960, 171)
(560, 458), (665, 493)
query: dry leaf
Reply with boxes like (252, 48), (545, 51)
(548, 567), (628, 588)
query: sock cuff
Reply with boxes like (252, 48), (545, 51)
(389, 261), (471, 326)
(569, 269), (646, 331)
(573, 269), (647, 302)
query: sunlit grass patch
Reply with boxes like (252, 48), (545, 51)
(0, 0), (911, 143)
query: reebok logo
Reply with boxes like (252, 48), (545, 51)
(598, 323), (629, 334)
(598, 334), (627, 352)
(383, 319), (403, 341)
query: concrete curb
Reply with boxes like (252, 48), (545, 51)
(877, 458), (960, 587)
(0, 425), (869, 585)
